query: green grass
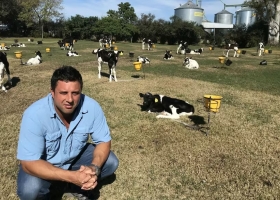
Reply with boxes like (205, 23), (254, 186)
(1, 37), (280, 200)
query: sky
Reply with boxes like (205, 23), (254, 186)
(62, 0), (246, 23)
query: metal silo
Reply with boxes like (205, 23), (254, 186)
(214, 9), (233, 24)
(174, 0), (204, 25)
(235, 7), (256, 26)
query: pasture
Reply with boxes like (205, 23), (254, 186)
(1, 38), (280, 200)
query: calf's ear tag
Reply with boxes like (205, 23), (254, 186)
(155, 98), (158, 103)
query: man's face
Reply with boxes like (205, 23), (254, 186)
(51, 80), (81, 119)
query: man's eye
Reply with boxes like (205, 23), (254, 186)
(60, 92), (67, 95)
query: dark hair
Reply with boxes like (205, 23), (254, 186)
(51, 65), (83, 90)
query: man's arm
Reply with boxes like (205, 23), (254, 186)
(91, 141), (111, 167)
(79, 141), (111, 190)
(20, 160), (92, 187)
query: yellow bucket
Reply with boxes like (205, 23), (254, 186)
(65, 42), (70, 47)
(133, 62), (142, 71)
(112, 41), (115, 44)
(114, 46), (118, 50)
(14, 51), (22, 59)
(204, 95), (223, 113)
(264, 49), (269, 54)
(209, 47), (212, 50)
(46, 48), (51, 53)
(1, 43), (5, 47)
(152, 44), (155, 48)
(237, 50), (241, 54)
(218, 57), (226, 64)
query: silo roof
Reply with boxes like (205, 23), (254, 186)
(175, 0), (203, 10)
(216, 9), (233, 15)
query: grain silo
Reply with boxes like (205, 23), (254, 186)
(174, 0), (204, 25)
(214, 9), (233, 24)
(235, 7), (256, 26)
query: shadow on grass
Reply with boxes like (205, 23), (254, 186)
(4, 76), (21, 90)
(50, 173), (117, 199)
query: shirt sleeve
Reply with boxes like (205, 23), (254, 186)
(17, 111), (45, 161)
(90, 101), (111, 144)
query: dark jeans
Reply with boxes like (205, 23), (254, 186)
(17, 143), (119, 200)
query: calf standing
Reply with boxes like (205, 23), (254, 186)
(224, 43), (238, 57)
(177, 41), (188, 54)
(0, 52), (12, 92)
(258, 42), (264, 56)
(92, 49), (120, 82)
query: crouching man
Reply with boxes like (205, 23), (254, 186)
(16, 65), (119, 200)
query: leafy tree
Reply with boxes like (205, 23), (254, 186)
(244, 0), (280, 44)
(137, 13), (157, 41)
(18, 0), (63, 39)
(105, 2), (138, 41)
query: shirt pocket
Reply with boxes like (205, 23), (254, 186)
(72, 128), (90, 150)
(45, 131), (62, 158)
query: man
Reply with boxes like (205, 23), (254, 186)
(17, 66), (119, 200)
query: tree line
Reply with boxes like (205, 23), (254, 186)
(0, 0), (279, 47)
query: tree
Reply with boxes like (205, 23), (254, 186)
(106, 2), (138, 41)
(245, 0), (280, 45)
(18, 0), (63, 39)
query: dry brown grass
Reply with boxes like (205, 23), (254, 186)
(0, 38), (280, 200)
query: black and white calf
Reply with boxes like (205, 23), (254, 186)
(10, 43), (26, 47)
(66, 51), (81, 56)
(258, 42), (264, 56)
(223, 43), (238, 57)
(139, 92), (195, 119)
(185, 48), (204, 55)
(0, 45), (10, 51)
(99, 37), (111, 48)
(0, 52), (12, 92)
(137, 56), (150, 64)
(177, 41), (188, 54)
(142, 38), (154, 50)
(58, 37), (75, 50)
(21, 51), (42, 65)
(183, 57), (199, 69)
(92, 48), (120, 82)
(163, 50), (174, 60)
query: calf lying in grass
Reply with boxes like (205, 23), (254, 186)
(183, 57), (199, 69)
(139, 92), (194, 119)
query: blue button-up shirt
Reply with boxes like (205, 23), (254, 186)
(17, 93), (111, 169)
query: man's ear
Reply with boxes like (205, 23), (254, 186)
(50, 88), (55, 98)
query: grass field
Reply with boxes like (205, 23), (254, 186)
(0, 38), (280, 200)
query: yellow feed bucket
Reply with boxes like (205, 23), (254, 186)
(209, 47), (212, 50)
(133, 62), (142, 71)
(152, 44), (155, 48)
(1, 43), (5, 47)
(65, 43), (70, 47)
(14, 51), (22, 59)
(237, 50), (241, 54)
(46, 48), (51, 53)
(218, 57), (226, 64)
(264, 49), (269, 54)
(204, 95), (223, 113)
(114, 46), (118, 50)
(112, 41), (115, 44)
